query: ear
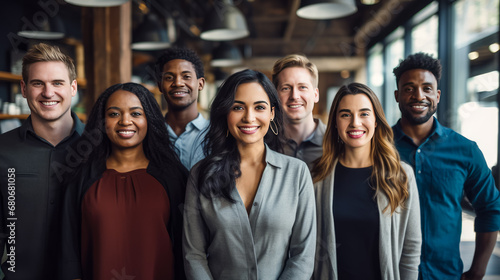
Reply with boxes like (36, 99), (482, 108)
(271, 106), (275, 120)
(314, 88), (319, 103)
(394, 90), (399, 103)
(436, 89), (441, 104)
(198, 77), (206, 91)
(71, 79), (78, 97)
(20, 80), (27, 98)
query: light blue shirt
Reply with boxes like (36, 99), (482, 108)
(167, 113), (209, 170)
(183, 146), (317, 280)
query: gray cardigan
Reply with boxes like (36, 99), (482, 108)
(312, 160), (421, 280)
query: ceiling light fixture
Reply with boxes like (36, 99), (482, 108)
(64, 0), (130, 7)
(297, 0), (357, 20)
(468, 51), (479, 60)
(131, 13), (170, 51)
(17, 14), (65, 39)
(489, 43), (499, 53)
(211, 41), (243, 67)
(200, 0), (249, 41)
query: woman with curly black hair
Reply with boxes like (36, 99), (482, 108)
(61, 83), (187, 280)
(182, 69), (316, 280)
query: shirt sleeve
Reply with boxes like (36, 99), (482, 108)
(182, 168), (214, 280)
(399, 165), (422, 280)
(465, 142), (500, 232)
(278, 162), (317, 280)
(60, 175), (84, 279)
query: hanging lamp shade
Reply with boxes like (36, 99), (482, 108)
(17, 14), (65, 39)
(211, 42), (243, 67)
(200, 0), (249, 41)
(131, 13), (170, 51)
(64, 0), (130, 7)
(296, 0), (357, 20)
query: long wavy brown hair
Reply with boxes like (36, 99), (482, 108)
(312, 83), (409, 214)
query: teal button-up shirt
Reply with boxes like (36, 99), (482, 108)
(393, 117), (500, 280)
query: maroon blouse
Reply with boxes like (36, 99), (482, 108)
(81, 169), (174, 280)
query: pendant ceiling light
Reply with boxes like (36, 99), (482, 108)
(200, 0), (249, 41)
(131, 13), (170, 51)
(297, 0), (357, 20)
(64, 0), (130, 7)
(17, 14), (65, 39)
(211, 42), (243, 67)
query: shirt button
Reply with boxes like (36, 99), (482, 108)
(253, 202), (258, 206)
(418, 170), (421, 174)
(417, 149), (421, 153)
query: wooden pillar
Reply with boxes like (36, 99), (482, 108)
(82, 2), (131, 115)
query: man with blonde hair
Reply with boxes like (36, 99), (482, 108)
(272, 54), (325, 169)
(0, 43), (84, 278)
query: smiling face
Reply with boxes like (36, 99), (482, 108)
(395, 69), (441, 125)
(227, 82), (275, 149)
(21, 61), (77, 124)
(105, 90), (148, 151)
(276, 67), (319, 124)
(160, 59), (205, 112)
(336, 93), (377, 153)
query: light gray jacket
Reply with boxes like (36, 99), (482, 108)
(312, 160), (421, 280)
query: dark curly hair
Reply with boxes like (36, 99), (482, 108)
(197, 69), (286, 202)
(78, 82), (183, 170)
(154, 47), (204, 88)
(393, 52), (442, 88)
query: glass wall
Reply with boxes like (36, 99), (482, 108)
(366, 0), (499, 168)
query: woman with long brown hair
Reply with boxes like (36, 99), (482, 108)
(312, 83), (421, 280)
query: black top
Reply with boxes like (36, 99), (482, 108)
(0, 113), (85, 279)
(333, 162), (381, 280)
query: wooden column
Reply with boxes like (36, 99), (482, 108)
(82, 2), (132, 115)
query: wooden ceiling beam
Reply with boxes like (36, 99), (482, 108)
(283, 0), (301, 42)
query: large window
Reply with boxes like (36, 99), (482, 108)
(452, 0), (499, 168)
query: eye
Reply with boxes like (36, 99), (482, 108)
(54, 81), (63, 86)
(423, 86), (433, 92)
(280, 86), (290, 92)
(340, 113), (351, 118)
(299, 86), (308, 90)
(163, 75), (173, 81)
(183, 75), (192, 80)
(361, 112), (370, 117)
(32, 82), (43, 87)
(232, 105), (244, 111)
(256, 105), (266, 110)
(131, 111), (143, 117)
(107, 112), (119, 117)
(404, 87), (414, 93)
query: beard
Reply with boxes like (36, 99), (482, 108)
(400, 103), (437, 125)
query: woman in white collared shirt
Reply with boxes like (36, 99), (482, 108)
(182, 69), (316, 280)
(312, 83), (421, 280)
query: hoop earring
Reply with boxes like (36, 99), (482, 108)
(337, 135), (344, 144)
(269, 119), (278, 136)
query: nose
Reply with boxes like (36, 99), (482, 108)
(41, 85), (55, 99)
(412, 88), (425, 101)
(172, 75), (184, 87)
(119, 114), (132, 126)
(243, 109), (256, 122)
(289, 87), (300, 100)
(350, 115), (361, 127)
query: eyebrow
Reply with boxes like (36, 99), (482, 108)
(338, 108), (372, 113)
(106, 106), (144, 111)
(163, 71), (194, 76)
(234, 100), (269, 105)
(401, 82), (434, 87)
(29, 79), (66, 84)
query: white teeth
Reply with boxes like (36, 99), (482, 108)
(348, 131), (364, 136)
(42, 101), (57, 105)
(413, 105), (426, 109)
(240, 127), (258, 131)
(118, 131), (135, 135)
(289, 105), (302, 108)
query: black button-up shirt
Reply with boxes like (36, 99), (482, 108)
(0, 113), (84, 279)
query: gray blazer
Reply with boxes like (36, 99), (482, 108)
(313, 160), (421, 280)
(183, 146), (316, 280)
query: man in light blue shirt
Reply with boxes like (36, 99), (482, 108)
(155, 47), (208, 169)
(392, 53), (500, 280)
